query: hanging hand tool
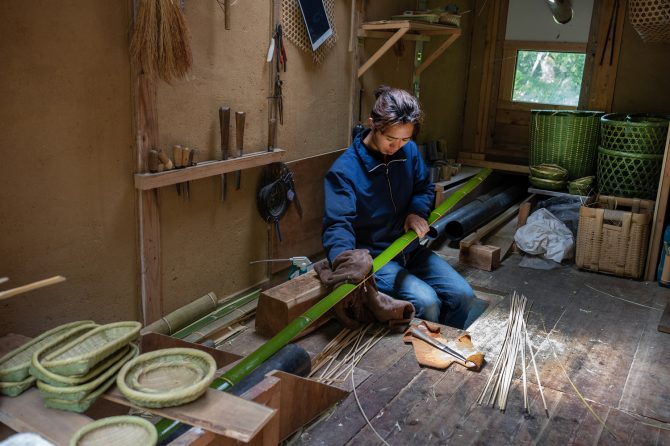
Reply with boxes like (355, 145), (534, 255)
(274, 24), (287, 73)
(148, 149), (160, 173)
(219, 106), (230, 202)
(224, 0), (231, 30)
(156, 149), (174, 170)
(182, 147), (192, 201)
(234, 111), (245, 190)
(267, 117), (277, 152)
(274, 74), (284, 125)
(173, 145), (184, 196)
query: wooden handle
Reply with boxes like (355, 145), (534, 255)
(173, 145), (184, 168)
(0, 275), (66, 301)
(224, 0), (231, 30)
(157, 149), (174, 170)
(181, 147), (191, 167)
(219, 106), (230, 160)
(236, 111), (246, 157)
(148, 149), (159, 173)
(268, 118), (277, 150)
(189, 148), (199, 166)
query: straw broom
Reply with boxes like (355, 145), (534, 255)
(130, 0), (192, 82)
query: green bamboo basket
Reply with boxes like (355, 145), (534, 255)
(0, 321), (94, 382)
(0, 376), (36, 397)
(43, 372), (119, 413)
(69, 416), (157, 446)
(116, 348), (216, 408)
(41, 321), (141, 376)
(601, 113), (669, 154)
(530, 110), (604, 180)
(37, 344), (138, 402)
(29, 324), (103, 386)
(529, 176), (567, 191)
(597, 146), (663, 199)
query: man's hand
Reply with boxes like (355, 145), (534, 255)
(404, 213), (429, 238)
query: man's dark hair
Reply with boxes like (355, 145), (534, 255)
(369, 85), (423, 136)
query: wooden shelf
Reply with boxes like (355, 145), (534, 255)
(357, 20), (461, 78)
(134, 148), (286, 191)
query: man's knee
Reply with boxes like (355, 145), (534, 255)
(413, 290), (441, 322)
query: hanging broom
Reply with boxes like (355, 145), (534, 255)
(130, 0), (192, 82)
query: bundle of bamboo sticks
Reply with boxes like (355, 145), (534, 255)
(477, 291), (548, 416)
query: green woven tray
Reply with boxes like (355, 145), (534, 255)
(529, 164), (569, 180)
(597, 146), (663, 199)
(37, 344), (138, 402)
(530, 110), (604, 180)
(69, 415), (157, 446)
(116, 348), (216, 408)
(41, 321), (141, 376)
(33, 342), (131, 388)
(0, 321), (94, 382)
(529, 176), (567, 191)
(0, 376), (36, 397)
(43, 371), (118, 413)
(601, 113), (669, 154)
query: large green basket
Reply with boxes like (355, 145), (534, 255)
(601, 113), (669, 154)
(597, 146), (663, 199)
(530, 110), (604, 180)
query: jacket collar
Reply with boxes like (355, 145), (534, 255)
(354, 129), (407, 173)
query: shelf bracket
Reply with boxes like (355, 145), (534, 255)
(357, 24), (410, 78)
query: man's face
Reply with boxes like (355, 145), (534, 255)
(367, 122), (415, 156)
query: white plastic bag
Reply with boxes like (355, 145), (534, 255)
(514, 208), (574, 263)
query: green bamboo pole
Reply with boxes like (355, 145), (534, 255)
(155, 168), (492, 441)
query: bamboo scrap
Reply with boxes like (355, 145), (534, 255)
(0, 276), (66, 301)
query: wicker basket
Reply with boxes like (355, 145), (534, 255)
(69, 416), (157, 446)
(597, 146), (663, 199)
(629, 0), (670, 43)
(44, 373), (119, 413)
(37, 344), (138, 402)
(0, 376), (36, 397)
(0, 321), (94, 382)
(601, 113), (669, 154)
(116, 348), (216, 408)
(41, 321), (141, 376)
(530, 110), (604, 180)
(576, 195), (654, 278)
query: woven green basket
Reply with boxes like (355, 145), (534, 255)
(530, 110), (604, 180)
(597, 146), (663, 199)
(0, 376), (36, 397)
(43, 372), (119, 413)
(601, 113), (669, 154)
(69, 416), (157, 446)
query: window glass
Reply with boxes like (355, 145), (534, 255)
(512, 50), (586, 106)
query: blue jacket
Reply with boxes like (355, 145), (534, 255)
(322, 130), (434, 264)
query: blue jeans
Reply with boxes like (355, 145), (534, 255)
(374, 247), (486, 329)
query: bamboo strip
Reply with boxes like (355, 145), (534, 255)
(0, 276), (65, 301)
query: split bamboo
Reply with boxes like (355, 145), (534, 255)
(154, 168), (493, 442)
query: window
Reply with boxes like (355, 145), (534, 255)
(512, 50), (586, 106)
(499, 41), (587, 110)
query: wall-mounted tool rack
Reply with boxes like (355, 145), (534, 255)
(134, 149), (285, 191)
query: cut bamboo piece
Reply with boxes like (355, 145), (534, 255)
(140, 292), (218, 336)
(0, 276), (66, 301)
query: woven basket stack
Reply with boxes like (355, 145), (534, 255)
(598, 113), (668, 199)
(528, 164), (568, 191)
(4, 320), (142, 412)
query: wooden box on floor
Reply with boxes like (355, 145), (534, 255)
(576, 195), (655, 279)
(255, 271), (331, 337)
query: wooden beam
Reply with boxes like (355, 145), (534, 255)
(357, 24), (409, 78)
(132, 0), (162, 325)
(645, 125), (670, 280)
(457, 157), (530, 174)
(357, 30), (430, 42)
(134, 149), (286, 191)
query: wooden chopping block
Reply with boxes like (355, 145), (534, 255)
(255, 270), (331, 337)
(459, 244), (501, 271)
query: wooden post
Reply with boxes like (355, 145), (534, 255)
(132, 0), (162, 325)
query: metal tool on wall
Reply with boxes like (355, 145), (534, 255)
(234, 111), (245, 190)
(219, 106), (230, 201)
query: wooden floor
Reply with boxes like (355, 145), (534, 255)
(224, 254), (670, 445)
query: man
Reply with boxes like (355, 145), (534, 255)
(322, 86), (485, 329)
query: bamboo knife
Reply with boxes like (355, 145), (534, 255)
(409, 327), (474, 366)
(219, 106), (230, 202)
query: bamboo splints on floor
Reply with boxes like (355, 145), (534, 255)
(477, 291), (549, 416)
(310, 324), (389, 385)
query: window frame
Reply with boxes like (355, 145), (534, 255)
(498, 40), (587, 111)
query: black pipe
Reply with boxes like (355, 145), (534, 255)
(428, 186), (525, 240)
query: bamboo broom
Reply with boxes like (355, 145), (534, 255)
(154, 168), (493, 442)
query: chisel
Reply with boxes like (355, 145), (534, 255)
(219, 106), (230, 202)
(235, 111), (245, 190)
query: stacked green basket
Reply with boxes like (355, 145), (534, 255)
(530, 110), (604, 180)
(597, 113), (668, 199)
